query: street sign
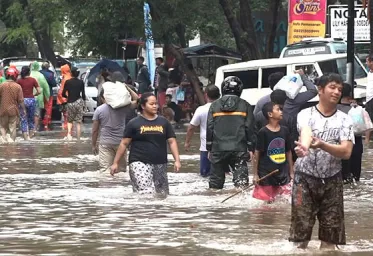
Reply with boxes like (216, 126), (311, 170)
(329, 5), (370, 42)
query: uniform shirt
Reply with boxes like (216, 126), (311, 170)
(295, 106), (354, 178)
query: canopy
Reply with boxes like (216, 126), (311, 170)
(183, 43), (242, 60)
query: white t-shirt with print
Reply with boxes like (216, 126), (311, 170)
(190, 102), (212, 152)
(295, 106), (355, 178)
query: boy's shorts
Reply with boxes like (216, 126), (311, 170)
(289, 171), (346, 245)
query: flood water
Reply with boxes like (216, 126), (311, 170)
(0, 127), (373, 255)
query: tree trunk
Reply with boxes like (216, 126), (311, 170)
(34, 29), (57, 67)
(175, 23), (187, 48)
(219, 0), (260, 61)
(265, 0), (281, 58)
(165, 44), (206, 105)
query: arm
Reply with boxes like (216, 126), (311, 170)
(111, 138), (132, 173)
(62, 82), (68, 98)
(252, 150), (261, 183)
(314, 140), (353, 160)
(245, 103), (255, 154)
(292, 75), (318, 104)
(295, 126), (313, 157)
(91, 120), (100, 154)
(185, 124), (197, 151)
(142, 67), (151, 85)
(81, 81), (86, 101)
(168, 137), (181, 172)
(17, 87), (26, 114)
(34, 80), (41, 96)
(158, 65), (169, 77)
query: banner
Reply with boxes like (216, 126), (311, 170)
(143, 2), (156, 87)
(288, 0), (327, 44)
(329, 5), (370, 42)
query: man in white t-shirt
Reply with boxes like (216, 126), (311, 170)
(184, 85), (220, 177)
(289, 73), (354, 250)
(364, 54), (373, 144)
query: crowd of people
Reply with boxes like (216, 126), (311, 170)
(1, 54), (372, 251)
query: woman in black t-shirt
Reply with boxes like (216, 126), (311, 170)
(110, 93), (181, 196)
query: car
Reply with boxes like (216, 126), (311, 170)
(82, 69), (98, 118)
(214, 54), (368, 107)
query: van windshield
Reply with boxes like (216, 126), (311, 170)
(318, 57), (367, 80)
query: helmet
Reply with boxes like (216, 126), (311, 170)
(6, 67), (19, 79)
(221, 76), (243, 96)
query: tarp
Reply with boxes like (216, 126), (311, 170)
(183, 44), (242, 60)
(144, 2), (156, 86)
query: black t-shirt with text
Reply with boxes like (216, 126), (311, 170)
(256, 126), (291, 186)
(124, 115), (176, 164)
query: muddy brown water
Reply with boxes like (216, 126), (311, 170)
(0, 129), (373, 255)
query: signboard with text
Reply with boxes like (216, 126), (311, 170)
(329, 5), (370, 42)
(288, 0), (327, 44)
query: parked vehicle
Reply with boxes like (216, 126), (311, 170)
(82, 69), (98, 118)
(215, 54), (367, 107)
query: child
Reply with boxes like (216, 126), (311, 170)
(162, 94), (181, 123)
(252, 102), (294, 202)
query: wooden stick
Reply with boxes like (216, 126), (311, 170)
(221, 169), (280, 203)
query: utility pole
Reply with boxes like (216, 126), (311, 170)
(347, 0), (355, 97)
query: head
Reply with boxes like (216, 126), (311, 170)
(317, 73), (343, 105)
(71, 67), (80, 78)
(6, 67), (19, 81)
(262, 102), (283, 121)
(138, 93), (158, 115)
(20, 66), (30, 79)
(366, 53), (373, 71)
(61, 64), (71, 76)
(268, 72), (284, 90)
(137, 56), (145, 65)
(155, 57), (164, 66)
(42, 62), (50, 70)
(205, 85), (220, 102)
(341, 82), (352, 99)
(270, 90), (288, 107)
(109, 71), (126, 83)
(221, 76), (243, 96)
(165, 94), (173, 104)
(31, 61), (40, 71)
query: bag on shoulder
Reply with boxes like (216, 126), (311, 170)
(102, 81), (131, 109)
(273, 74), (304, 99)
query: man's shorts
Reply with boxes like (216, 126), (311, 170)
(99, 144), (127, 172)
(289, 171), (346, 245)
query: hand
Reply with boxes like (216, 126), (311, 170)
(249, 151), (254, 162)
(208, 152), (211, 160)
(294, 141), (309, 157)
(290, 171), (294, 180)
(184, 142), (190, 152)
(253, 174), (259, 185)
(174, 160), (181, 172)
(294, 69), (305, 76)
(310, 136), (324, 149)
(110, 163), (119, 176)
(92, 145), (98, 155)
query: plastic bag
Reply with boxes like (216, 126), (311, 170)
(176, 88), (185, 101)
(102, 81), (131, 109)
(348, 106), (366, 135)
(273, 74), (304, 99)
(363, 109), (373, 133)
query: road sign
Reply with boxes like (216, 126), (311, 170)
(329, 5), (370, 42)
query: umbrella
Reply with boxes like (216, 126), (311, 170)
(87, 59), (128, 86)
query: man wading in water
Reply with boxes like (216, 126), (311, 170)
(206, 76), (255, 189)
(289, 73), (354, 250)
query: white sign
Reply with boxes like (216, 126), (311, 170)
(329, 5), (370, 42)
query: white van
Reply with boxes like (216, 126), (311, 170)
(215, 54), (367, 106)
